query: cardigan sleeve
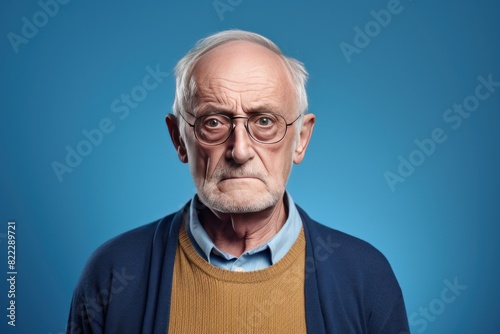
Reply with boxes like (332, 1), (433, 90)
(371, 288), (409, 334)
(66, 218), (167, 334)
(298, 205), (409, 334)
(378, 293), (409, 334)
(67, 290), (104, 334)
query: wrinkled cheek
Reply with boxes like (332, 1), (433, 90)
(190, 163), (207, 188)
(185, 142), (204, 173)
(280, 157), (294, 186)
(189, 151), (219, 189)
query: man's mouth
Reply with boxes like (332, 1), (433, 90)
(221, 176), (259, 181)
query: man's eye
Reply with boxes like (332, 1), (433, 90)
(205, 118), (221, 127)
(256, 116), (274, 127)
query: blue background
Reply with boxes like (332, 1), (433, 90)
(1, 0), (499, 333)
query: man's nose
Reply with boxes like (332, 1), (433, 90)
(226, 121), (255, 164)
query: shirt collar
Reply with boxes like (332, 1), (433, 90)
(187, 191), (303, 265)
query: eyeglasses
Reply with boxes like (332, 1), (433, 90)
(179, 111), (301, 146)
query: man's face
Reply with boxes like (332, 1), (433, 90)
(172, 41), (313, 214)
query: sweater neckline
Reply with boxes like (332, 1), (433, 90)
(178, 225), (306, 283)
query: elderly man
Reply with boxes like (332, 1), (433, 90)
(68, 30), (409, 333)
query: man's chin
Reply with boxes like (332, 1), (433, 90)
(217, 178), (263, 192)
(198, 189), (279, 214)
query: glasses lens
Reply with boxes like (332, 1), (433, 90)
(248, 113), (286, 143)
(195, 114), (232, 144)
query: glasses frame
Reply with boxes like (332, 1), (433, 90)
(179, 111), (302, 146)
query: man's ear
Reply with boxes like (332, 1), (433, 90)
(293, 113), (316, 164)
(166, 114), (188, 163)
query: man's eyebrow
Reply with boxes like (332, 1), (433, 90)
(246, 106), (280, 114)
(194, 104), (232, 115)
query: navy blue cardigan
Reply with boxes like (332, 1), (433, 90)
(68, 203), (409, 333)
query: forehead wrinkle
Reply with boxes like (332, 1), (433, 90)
(195, 77), (287, 114)
(195, 84), (237, 114)
(201, 77), (281, 96)
(192, 44), (296, 115)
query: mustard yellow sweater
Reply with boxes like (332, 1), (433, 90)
(168, 226), (307, 333)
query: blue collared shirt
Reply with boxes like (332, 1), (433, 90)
(186, 191), (303, 272)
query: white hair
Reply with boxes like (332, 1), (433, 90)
(172, 30), (309, 135)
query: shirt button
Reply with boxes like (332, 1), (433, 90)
(235, 267), (245, 272)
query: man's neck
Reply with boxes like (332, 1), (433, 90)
(199, 198), (288, 258)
